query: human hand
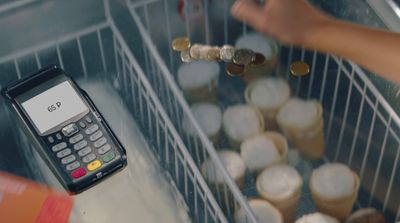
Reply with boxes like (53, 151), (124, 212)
(231, 0), (332, 46)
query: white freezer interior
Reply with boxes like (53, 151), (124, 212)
(0, 1), (399, 223)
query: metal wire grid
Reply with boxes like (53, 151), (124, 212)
(127, 1), (259, 223)
(128, 0), (400, 222)
(283, 48), (400, 221)
(0, 2), (231, 222)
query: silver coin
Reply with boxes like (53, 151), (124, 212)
(190, 44), (203, 60)
(199, 45), (212, 60)
(233, 49), (255, 66)
(220, 45), (235, 62)
(181, 50), (193, 63)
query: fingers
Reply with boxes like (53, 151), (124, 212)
(231, 0), (266, 32)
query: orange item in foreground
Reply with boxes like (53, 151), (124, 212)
(0, 171), (74, 223)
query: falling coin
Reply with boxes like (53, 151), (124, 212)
(199, 45), (212, 60)
(290, 61), (310, 76)
(189, 44), (203, 60)
(207, 46), (221, 61)
(172, 37), (191, 52)
(226, 63), (245, 76)
(233, 49), (256, 66)
(181, 50), (193, 63)
(220, 45), (235, 63)
(252, 53), (266, 65)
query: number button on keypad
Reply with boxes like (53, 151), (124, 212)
(98, 144), (111, 155)
(69, 134), (83, 144)
(94, 137), (107, 148)
(56, 133), (62, 140)
(78, 147), (92, 157)
(66, 161), (80, 171)
(73, 140), (88, 151)
(52, 142), (67, 152)
(85, 124), (99, 135)
(82, 153), (96, 163)
(61, 154), (76, 165)
(57, 148), (72, 158)
(89, 131), (103, 141)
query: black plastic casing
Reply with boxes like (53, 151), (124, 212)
(1, 65), (127, 194)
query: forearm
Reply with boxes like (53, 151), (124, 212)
(304, 19), (400, 84)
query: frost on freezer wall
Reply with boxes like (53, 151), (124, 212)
(34, 80), (191, 223)
(73, 80), (191, 223)
(0, 0), (105, 58)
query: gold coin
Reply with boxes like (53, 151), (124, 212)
(199, 46), (212, 60)
(207, 46), (221, 61)
(172, 37), (191, 52)
(252, 53), (266, 65)
(189, 44), (203, 60)
(290, 61), (310, 76)
(226, 63), (245, 76)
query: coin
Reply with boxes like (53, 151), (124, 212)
(220, 45), (235, 62)
(290, 61), (310, 76)
(181, 50), (193, 63)
(233, 49), (255, 66)
(226, 63), (245, 76)
(172, 37), (191, 52)
(252, 53), (266, 65)
(199, 45), (212, 60)
(207, 46), (221, 61)
(190, 44), (203, 60)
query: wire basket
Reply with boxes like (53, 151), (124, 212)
(126, 0), (400, 222)
(0, 1), (231, 222)
(0, 0), (399, 222)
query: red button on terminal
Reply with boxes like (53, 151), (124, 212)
(71, 168), (86, 179)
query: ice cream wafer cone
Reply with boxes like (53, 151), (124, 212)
(245, 78), (291, 130)
(310, 164), (360, 221)
(277, 99), (325, 159)
(257, 165), (303, 223)
(223, 105), (265, 149)
(240, 131), (288, 175)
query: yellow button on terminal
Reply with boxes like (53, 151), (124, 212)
(87, 160), (102, 171)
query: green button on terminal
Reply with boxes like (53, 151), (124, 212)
(102, 151), (115, 163)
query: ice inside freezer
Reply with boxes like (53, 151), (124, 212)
(68, 80), (191, 223)
(2, 79), (191, 223)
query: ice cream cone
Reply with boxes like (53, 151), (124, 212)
(256, 165), (303, 223)
(201, 150), (246, 189)
(182, 102), (222, 145)
(240, 131), (288, 175)
(223, 105), (265, 149)
(235, 199), (283, 223)
(277, 99), (325, 159)
(178, 61), (220, 103)
(295, 212), (340, 223)
(245, 78), (291, 130)
(310, 164), (360, 221)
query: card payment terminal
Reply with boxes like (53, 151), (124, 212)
(2, 66), (127, 194)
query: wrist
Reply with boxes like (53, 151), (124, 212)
(300, 15), (335, 48)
